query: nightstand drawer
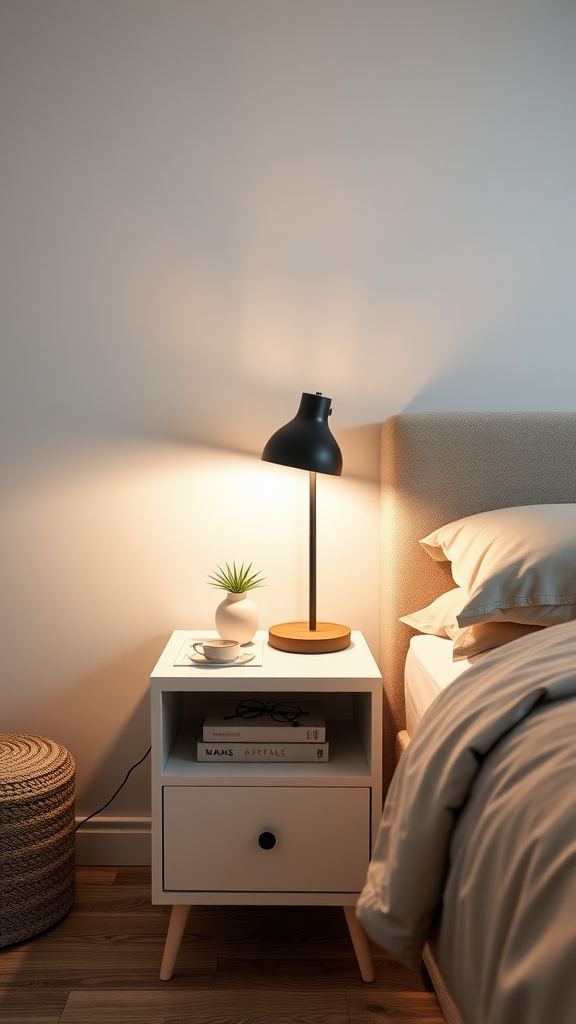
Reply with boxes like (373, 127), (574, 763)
(163, 786), (370, 893)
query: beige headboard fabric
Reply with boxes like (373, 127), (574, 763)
(380, 411), (576, 789)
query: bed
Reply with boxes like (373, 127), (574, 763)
(357, 411), (576, 1024)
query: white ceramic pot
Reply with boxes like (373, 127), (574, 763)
(215, 592), (259, 644)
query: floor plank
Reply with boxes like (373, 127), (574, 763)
(60, 989), (350, 1024)
(5, 916), (172, 946)
(114, 867), (152, 886)
(214, 956), (424, 991)
(0, 990), (67, 1023)
(72, 886), (167, 915)
(1, 969), (216, 993)
(75, 867), (119, 885)
(347, 991), (446, 1023)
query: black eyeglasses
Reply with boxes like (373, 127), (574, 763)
(224, 699), (309, 727)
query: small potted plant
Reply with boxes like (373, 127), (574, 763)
(208, 561), (265, 644)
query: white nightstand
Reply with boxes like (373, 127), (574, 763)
(150, 629), (382, 982)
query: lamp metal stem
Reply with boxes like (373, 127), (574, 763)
(309, 471), (317, 631)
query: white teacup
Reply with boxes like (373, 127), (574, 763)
(192, 639), (241, 662)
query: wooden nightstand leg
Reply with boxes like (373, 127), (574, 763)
(344, 905), (375, 983)
(160, 904), (191, 981)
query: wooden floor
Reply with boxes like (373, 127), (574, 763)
(0, 866), (445, 1024)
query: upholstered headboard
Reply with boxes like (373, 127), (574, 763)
(380, 411), (576, 789)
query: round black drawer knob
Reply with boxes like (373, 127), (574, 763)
(258, 831), (276, 850)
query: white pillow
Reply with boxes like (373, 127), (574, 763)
(400, 587), (543, 660)
(420, 504), (576, 627)
(400, 587), (466, 637)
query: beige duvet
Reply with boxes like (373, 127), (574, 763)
(357, 620), (576, 1024)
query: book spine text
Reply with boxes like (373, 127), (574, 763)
(202, 726), (326, 742)
(197, 741), (329, 762)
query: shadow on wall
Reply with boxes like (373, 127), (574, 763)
(336, 423), (382, 484)
(403, 291), (576, 415)
(135, 417), (383, 484)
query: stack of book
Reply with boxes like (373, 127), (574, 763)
(197, 699), (328, 762)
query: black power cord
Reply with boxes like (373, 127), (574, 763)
(75, 747), (151, 833)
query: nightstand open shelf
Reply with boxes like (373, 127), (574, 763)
(151, 629), (382, 983)
(163, 712), (372, 781)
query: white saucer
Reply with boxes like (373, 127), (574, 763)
(187, 652), (255, 666)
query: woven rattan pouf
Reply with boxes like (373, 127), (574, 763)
(0, 733), (76, 947)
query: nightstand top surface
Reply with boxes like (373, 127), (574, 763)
(151, 630), (381, 682)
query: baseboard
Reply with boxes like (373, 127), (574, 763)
(75, 816), (151, 866)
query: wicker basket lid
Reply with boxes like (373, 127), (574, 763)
(0, 733), (75, 799)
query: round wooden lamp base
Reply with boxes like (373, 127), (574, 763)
(268, 622), (351, 655)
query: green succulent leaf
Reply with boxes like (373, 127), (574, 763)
(207, 561), (266, 593)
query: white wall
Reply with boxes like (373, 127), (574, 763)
(1, 1), (575, 860)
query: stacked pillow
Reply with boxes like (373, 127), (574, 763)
(401, 503), (576, 660)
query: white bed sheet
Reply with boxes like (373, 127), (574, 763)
(405, 635), (483, 735)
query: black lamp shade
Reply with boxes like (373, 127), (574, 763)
(261, 393), (343, 476)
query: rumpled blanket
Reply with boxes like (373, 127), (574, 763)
(357, 619), (576, 1024)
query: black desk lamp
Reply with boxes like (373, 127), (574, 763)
(262, 392), (351, 654)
